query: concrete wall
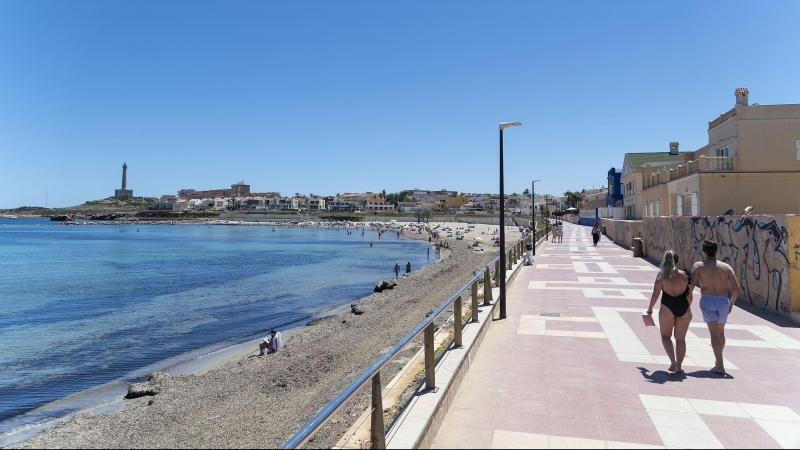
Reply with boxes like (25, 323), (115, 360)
(698, 173), (800, 216)
(736, 104), (800, 172)
(643, 215), (800, 319)
(601, 218), (643, 249)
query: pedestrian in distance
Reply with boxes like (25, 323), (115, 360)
(394, 261), (400, 279)
(406, 261), (411, 274)
(592, 222), (601, 246)
(647, 250), (692, 373)
(690, 240), (740, 376)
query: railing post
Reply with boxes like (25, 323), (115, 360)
(424, 323), (436, 390)
(494, 260), (500, 285)
(454, 295), (463, 348)
(471, 280), (479, 322)
(371, 373), (386, 449)
(483, 266), (492, 305)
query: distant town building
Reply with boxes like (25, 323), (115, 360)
(114, 163), (133, 198)
(231, 181), (250, 197)
(606, 168), (623, 207)
(307, 197), (326, 212)
(147, 200), (187, 211)
(366, 198), (395, 212)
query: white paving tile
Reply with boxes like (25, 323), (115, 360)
(755, 419), (800, 449)
(639, 395), (694, 413)
(646, 410), (709, 431)
(687, 399), (749, 418)
(739, 403), (800, 423)
(654, 427), (723, 449)
(549, 435), (608, 449)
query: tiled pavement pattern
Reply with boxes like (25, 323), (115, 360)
(431, 222), (800, 449)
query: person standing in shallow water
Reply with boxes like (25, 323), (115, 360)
(647, 250), (692, 373)
(406, 261), (411, 274)
(394, 261), (400, 279)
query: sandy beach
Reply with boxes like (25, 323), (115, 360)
(10, 221), (525, 449)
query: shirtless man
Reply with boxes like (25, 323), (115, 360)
(689, 240), (740, 376)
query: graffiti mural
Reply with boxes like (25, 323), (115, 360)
(643, 216), (791, 317)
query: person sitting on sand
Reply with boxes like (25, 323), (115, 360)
(259, 334), (272, 356)
(270, 330), (283, 353)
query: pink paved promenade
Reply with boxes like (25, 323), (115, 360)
(432, 222), (800, 449)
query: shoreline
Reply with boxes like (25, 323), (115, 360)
(8, 221), (521, 449)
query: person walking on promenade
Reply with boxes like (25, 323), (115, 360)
(557, 223), (564, 243)
(406, 261), (411, 274)
(690, 240), (740, 376)
(552, 223), (558, 243)
(592, 222), (601, 246)
(647, 250), (692, 373)
(394, 261), (401, 279)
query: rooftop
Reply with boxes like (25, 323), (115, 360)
(625, 152), (689, 173)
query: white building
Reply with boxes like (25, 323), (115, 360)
(308, 197), (326, 212)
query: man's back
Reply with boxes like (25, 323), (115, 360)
(692, 259), (734, 297)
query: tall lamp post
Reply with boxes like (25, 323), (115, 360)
(531, 179), (540, 255)
(499, 122), (522, 320)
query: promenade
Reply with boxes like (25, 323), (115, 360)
(432, 222), (800, 449)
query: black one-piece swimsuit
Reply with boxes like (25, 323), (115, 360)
(661, 275), (691, 317)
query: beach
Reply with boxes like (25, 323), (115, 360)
(9, 221), (525, 448)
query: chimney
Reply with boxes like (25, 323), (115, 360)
(669, 142), (679, 156)
(735, 87), (749, 106)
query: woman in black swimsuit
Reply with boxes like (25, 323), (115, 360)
(647, 250), (693, 373)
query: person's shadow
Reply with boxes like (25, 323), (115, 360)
(637, 367), (734, 383)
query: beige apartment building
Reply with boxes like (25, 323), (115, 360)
(641, 88), (800, 217)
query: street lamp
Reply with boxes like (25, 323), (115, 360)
(499, 122), (521, 320)
(531, 180), (540, 255)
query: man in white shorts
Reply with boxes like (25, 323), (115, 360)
(690, 240), (740, 376)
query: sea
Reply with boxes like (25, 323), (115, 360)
(0, 217), (431, 444)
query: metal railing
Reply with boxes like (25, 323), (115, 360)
(281, 229), (547, 449)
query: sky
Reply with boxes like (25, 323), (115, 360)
(1, 1), (799, 208)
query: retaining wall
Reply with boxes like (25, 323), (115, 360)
(642, 215), (800, 320)
(601, 218), (643, 249)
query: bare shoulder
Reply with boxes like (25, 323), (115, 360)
(691, 261), (704, 271)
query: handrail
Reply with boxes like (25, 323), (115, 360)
(281, 255), (501, 449)
(282, 228), (544, 449)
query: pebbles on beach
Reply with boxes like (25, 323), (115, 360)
(12, 222), (521, 449)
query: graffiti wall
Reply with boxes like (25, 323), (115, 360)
(643, 216), (794, 318)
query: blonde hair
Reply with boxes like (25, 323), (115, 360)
(659, 250), (679, 280)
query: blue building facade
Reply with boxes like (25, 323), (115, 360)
(606, 168), (622, 207)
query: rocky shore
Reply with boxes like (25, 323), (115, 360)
(11, 224), (519, 449)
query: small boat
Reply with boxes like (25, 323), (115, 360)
(6, 215), (17, 219)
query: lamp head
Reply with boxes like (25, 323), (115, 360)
(499, 122), (522, 130)
(532, 179), (541, 183)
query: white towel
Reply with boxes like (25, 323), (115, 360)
(271, 332), (283, 352)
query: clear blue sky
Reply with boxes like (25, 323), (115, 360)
(1, 1), (799, 208)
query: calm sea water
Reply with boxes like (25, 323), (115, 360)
(0, 218), (430, 438)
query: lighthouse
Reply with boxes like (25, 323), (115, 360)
(114, 162), (134, 198)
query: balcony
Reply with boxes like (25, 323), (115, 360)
(643, 156), (735, 190)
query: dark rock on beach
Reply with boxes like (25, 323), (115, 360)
(373, 279), (397, 293)
(124, 372), (170, 399)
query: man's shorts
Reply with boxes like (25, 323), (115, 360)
(699, 295), (731, 324)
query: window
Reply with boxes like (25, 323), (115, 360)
(716, 147), (730, 157)
(796, 140), (800, 161)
